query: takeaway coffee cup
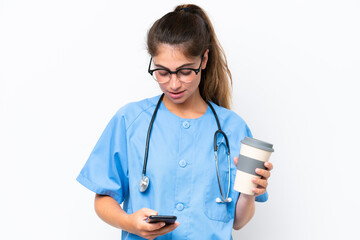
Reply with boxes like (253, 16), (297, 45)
(234, 137), (274, 195)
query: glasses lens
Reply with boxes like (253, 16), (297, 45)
(177, 69), (195, 83)
(153, 69), (170, 83)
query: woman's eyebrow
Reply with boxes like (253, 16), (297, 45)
(155, 62), (196, 70)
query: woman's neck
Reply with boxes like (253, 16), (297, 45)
(163, 91), (208, 119)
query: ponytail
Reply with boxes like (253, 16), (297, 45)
(147, 4), (232, 109)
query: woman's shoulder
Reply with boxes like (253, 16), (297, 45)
(112, 95), (161, 125)
(208, 101), (248, 126)
(208, 102), (252, 138)
(116, 95), (160, 113)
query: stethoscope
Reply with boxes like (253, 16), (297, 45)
(139, 94), (232, 203)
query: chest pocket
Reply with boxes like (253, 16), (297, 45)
(203, 131), (238, 222)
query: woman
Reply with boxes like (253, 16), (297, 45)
(77, 4), (273, 240)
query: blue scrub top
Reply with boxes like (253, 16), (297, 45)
(77, 95), (268, 240)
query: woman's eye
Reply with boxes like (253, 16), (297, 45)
(157, 70), (169, 76)
(179, 69), (192, 76)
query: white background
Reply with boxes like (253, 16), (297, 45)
(0, 0), (359, 239)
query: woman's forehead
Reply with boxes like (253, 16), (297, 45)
(155, 44), (197, 59)
(153, 44), (198, 66)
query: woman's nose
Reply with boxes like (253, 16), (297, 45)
(169, 73), (181, 90)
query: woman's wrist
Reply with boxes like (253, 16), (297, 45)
(116, 211), (133, 232)
(239, 193), (255, 202)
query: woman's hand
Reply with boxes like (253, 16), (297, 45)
(127, 208), (179, 240)
(233, 157), (274, 196)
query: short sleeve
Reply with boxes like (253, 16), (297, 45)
(76, 111), (129, 204)
(244, 124), (269, 203)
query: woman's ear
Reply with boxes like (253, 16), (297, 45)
(201, 49), (210, 70)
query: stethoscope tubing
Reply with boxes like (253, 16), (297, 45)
(140, 93), (232, 203)
(142, 94), (164, 177)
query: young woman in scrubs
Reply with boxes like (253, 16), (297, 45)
(77, 4), (274, 240)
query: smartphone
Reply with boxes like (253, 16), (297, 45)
(147, 215), (177, 225)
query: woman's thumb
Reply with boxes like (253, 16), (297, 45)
(141, 208), (158, 217)
(233, 156), (238, 166)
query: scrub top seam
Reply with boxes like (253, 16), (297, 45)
(124, 104), (156, 132)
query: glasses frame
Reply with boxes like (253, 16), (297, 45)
(148, 54), (204, 84)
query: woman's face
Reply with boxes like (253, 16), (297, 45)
(152, 44), (208, 105)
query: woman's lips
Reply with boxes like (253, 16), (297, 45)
(168, 91), (185, 99)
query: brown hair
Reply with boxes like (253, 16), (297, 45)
(147, 4), (233, 109)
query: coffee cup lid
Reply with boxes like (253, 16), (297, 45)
(241, 137), (274, 152)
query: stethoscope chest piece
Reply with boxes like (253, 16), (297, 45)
(139, 175), (149, 192)
(216, 197), (232, 203)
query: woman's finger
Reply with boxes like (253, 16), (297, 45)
(147, 222), (180, 238)
(255, 168), (271, 179)
(144, 222), (166, 232)
(265, 161), (273, 171)
(253, 187), (266, 196)
(252, 177), (268, 189)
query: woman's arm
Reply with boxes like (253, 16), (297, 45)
(94, 194), (179, 240)
(233, 194), (255, 230)
(232, 157), (273, 230)
(94, 194), (132, 230)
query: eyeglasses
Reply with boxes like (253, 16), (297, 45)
(148, 55), (204, 84)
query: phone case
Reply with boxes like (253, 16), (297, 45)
(147, 215), (177, 225)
